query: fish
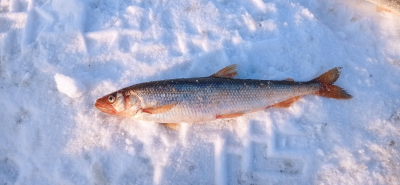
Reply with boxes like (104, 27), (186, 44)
(94, 64), (352, 128)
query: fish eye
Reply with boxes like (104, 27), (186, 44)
(108, 95), (115, 103)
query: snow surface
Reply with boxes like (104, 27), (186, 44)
(1, 0), (400, 184)
(54, 73), (86, 98)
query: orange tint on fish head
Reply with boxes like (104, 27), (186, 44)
(94, 95), (117, 115)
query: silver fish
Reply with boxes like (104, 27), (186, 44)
(95, 65), (351, 125)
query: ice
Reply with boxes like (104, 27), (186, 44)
(1, 0), (400, 184)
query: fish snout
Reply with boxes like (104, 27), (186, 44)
(94, 97), (116, 114)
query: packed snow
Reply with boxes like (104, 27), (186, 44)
(54, 73), (87, 98)
(1, 0), (400, 184)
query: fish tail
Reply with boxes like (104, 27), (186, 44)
(311, 67), (352, 99)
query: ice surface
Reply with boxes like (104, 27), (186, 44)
(1, 0), (400, 184)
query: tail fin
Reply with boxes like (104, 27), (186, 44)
(312, 67), (352, 99)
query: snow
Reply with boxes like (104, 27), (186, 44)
(1, 0), (400, 184)
(54, 73), (87, 98)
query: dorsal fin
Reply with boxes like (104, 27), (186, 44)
(285, 78), (294, 82)
(210, 64), (238, 79)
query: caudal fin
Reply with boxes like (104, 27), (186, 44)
(311, 67), (352, 99)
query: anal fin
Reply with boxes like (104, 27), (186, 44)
(161, 123), (179, 130)
(271, 96), (301, 108)
(142, 103), (176, 114)
(216, 112), (245, 119)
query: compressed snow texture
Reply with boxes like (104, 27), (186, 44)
(54, 73), (86, 98)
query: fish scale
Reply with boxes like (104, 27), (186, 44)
(127, 78), (320, 123)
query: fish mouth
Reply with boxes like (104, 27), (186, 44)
(94, 100), (116, 114)
(94, 102), (106, 111)
(94, 101), (102, 108)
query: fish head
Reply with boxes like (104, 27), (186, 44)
(95, 91), (141, 117)
(95, 92), (119, 115)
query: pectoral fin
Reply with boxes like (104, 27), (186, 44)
(142, 103), (176, 114)
(216, 112), (245, 119)
(210, 64), (238, 79)
(270, 96), (301, 108)
(161, 123), (179, 130)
